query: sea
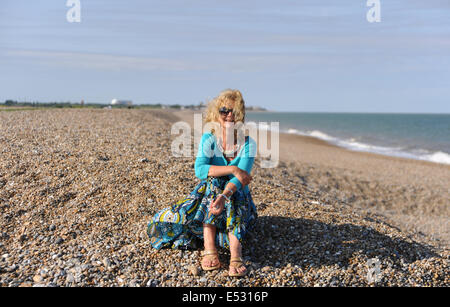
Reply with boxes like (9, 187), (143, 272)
(246, 112), (450, 165)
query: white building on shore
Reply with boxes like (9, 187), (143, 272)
(111, 99), (133, 106)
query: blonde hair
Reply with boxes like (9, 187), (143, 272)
(204, 89), (246, 135)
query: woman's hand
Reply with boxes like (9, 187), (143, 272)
(209, 195), (226, 216)
(232, 167), (252, 187)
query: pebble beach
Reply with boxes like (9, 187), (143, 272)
(0, 108), (448, 287)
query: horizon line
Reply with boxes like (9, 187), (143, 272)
(1, 100), (448, 115)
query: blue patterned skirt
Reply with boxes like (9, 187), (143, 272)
(147, 176), (257, 250)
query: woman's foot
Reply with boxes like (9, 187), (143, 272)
(227, 232), (247, 277)
(229, 257), (247, 277)
(202, 224), (220, 270)
(201, 250), (221, 271)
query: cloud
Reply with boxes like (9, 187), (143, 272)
(3, 49), (198, 72)
(1, 48), (329, 74)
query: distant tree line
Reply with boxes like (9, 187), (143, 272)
(1, 100), (158, 109)
(1, 100), (266, 111)
(2, 100), (107, 108)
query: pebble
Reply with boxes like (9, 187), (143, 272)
(66, 274), (75, 283)
(33, 275), (43, 283)
(262, 266), (271, 272)
(189, 265), (200, 276)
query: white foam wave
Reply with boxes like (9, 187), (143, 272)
(282, 128), (450, 165)
(423, 151), (450, 164)
(309, 130), (336, 141)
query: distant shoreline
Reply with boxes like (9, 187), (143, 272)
(1, 103), (447, 115)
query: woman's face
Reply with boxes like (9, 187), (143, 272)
(218, 101), (236, 128)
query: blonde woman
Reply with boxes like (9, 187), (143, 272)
(147, 89), (257, 277)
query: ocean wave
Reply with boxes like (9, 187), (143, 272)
(423, 151), (450, 164)
(283, 128), (450, 165)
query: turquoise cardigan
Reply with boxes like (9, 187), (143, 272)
(194, 132), (256, 193)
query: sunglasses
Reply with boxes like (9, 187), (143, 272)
(219, 107), (234, 115)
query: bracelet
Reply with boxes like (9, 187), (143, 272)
(219, 193), (231, 202)
(224, 187), (234, 195)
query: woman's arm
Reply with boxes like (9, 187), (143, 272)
(209, 168), (252, 215)
(209, 138), (255, 215)
(195, 133), (252, 190)
(194, 133), (215, 179)
(207, 165), (237, 177)
(227, 137), (256, 190)
(208, 165), (251, 192)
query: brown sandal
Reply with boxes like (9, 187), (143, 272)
(201, 250), (221, 271)
(229, 257), (247, 277)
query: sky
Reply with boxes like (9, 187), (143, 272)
(0, 0), (449, 113)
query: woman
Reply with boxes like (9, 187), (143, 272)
(147, 89), (257, 277)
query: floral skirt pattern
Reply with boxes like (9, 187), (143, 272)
(147, 176), (257, 250)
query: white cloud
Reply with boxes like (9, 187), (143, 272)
(4, 49), (198, 72)
(2, 49), (327, 73)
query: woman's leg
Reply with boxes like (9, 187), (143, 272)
(202, 224), (219, 267)
(228, 232), (247, 275)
